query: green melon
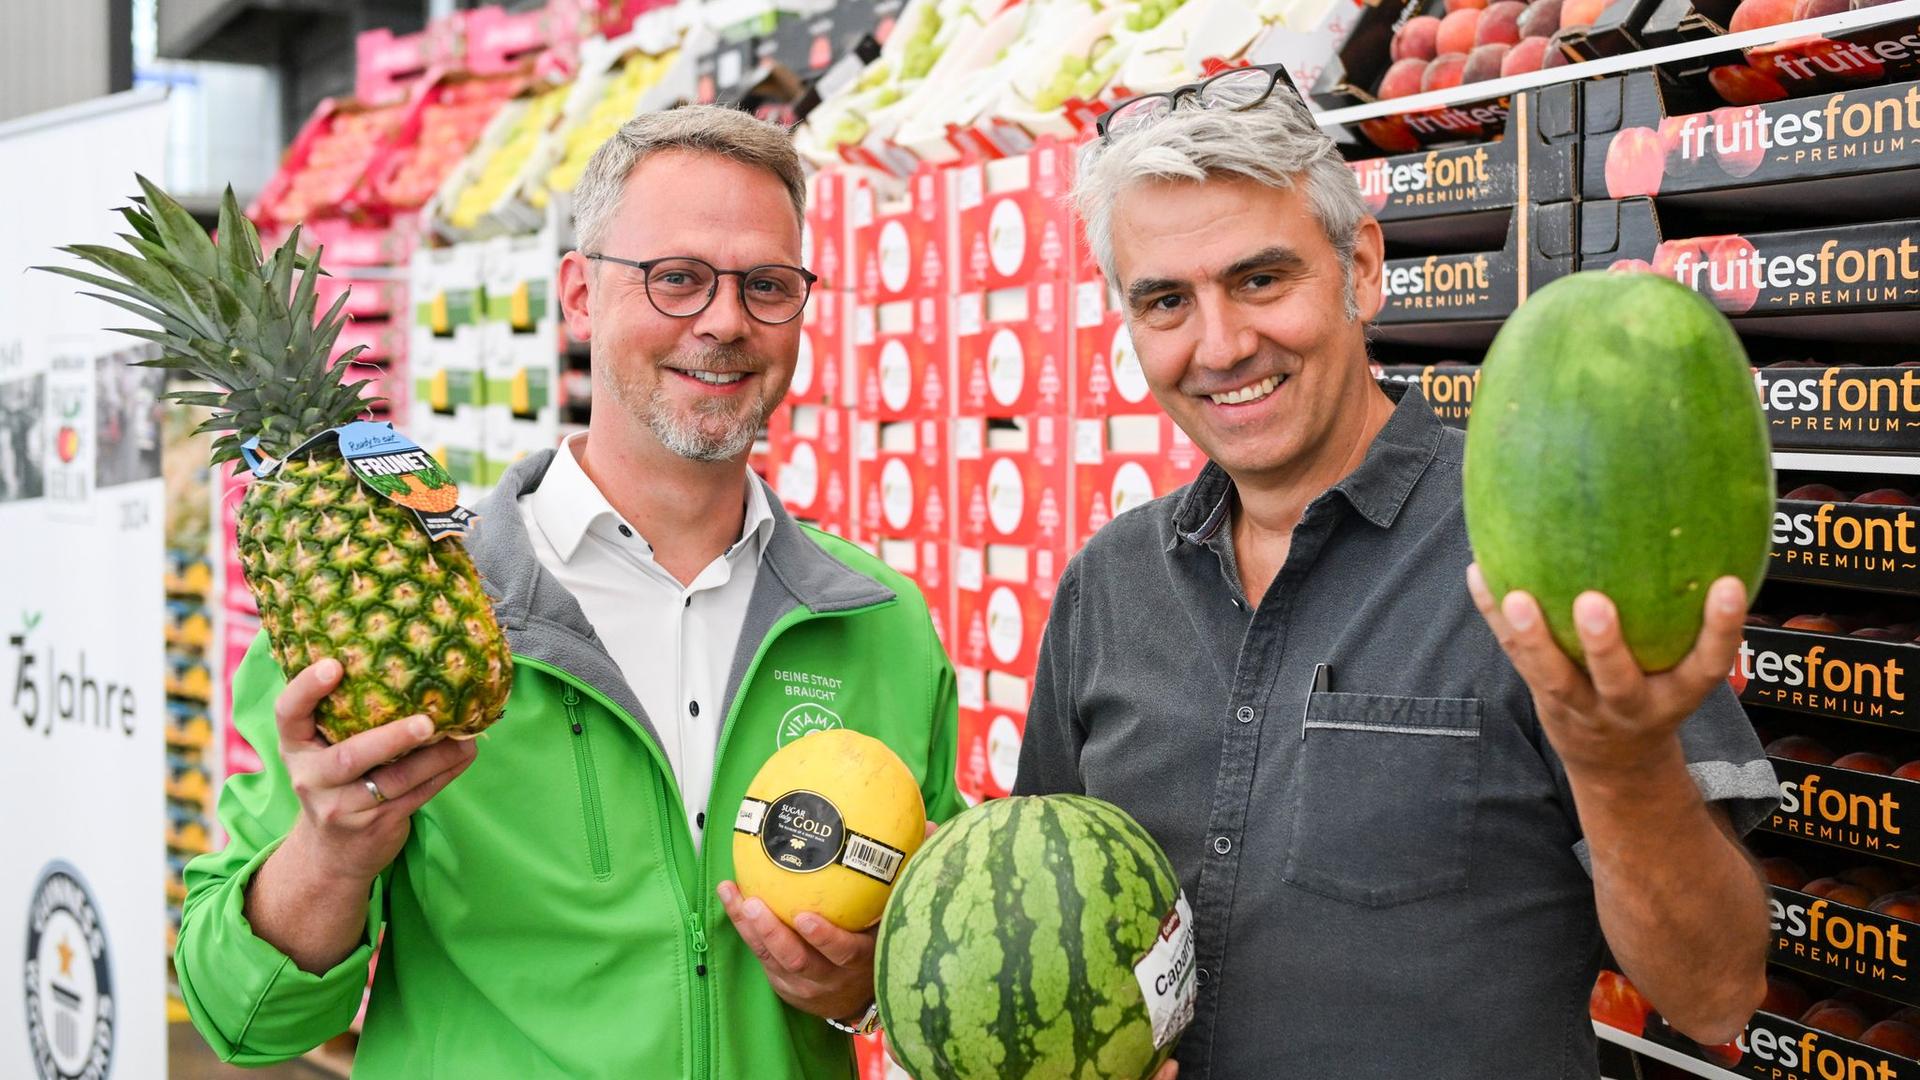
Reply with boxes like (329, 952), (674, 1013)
(875, 794), (1193, 1080)
(1462, 270), (1773, 672)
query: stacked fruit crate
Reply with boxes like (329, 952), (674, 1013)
(1324, 1), (1920, 1074)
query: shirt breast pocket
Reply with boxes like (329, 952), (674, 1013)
(1282, 692), (1484, 909)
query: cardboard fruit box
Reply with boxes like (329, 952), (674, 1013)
(1581, 200), (1920, 339)
(1373, 363), (1480, 426)
(1771, 493), (1920, 593)
(1762, 754), (1920, 866)
(1584, 71), (1920, 213)
(1768, 884), (1920, 1005)
(955, 282), (1070, 417)
(1595, 999), (1920, 1079)
(1370, 202), (1577, 346)
(1349, 85), (1578, 253)
(1757, 364), (1920, 453)
(1735, 624), (1920, 728)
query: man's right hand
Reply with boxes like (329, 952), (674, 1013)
(275, 658), (478, 885)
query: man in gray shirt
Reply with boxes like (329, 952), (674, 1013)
(1016, 65), (1779, 1079)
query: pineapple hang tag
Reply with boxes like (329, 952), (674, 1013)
(335, 421), (477, 541)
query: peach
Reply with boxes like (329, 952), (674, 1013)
(1393, 15), (1444, 61)
(1804, 877), (1876, 907)
(1834, 751), (1897, 774)
(1589, 970), (1654, 1036)
(1477, 1), (1527, 44)
(1762, 973), (1814, 1018)
(1891, 1006), (1920, 1027)
(1746, 613), (1781, 627)
(1604, 127), (1666, 199)
(1795, 0), (1851, 17)
(1711, 106), (1767, 177)
(1437, 8), (1484, 54)
(1784, 483), (1849, 501)
(1854, 627), (1909, 641)
(1423, 53), (1469, 92)
(1862, 1021), (1920, 1058)
(1360, 115), (1422, 153)
(1840, 865), (1905, 895)
(1704, 233), (1760, 313)
(1463, 42), (1511, 82)
(1782, 614), (1844, 633)
(1762, 856), (1810, 889)
(1502, 35), (1552, 74)
(1446, 0), (1489, 10)
(1710, 63), (1790, 106)
(1767, 734), (1837, 764)
(1542, 30), (1575, 66)
(1857, 487), (1917, 506)
(1562, 0), (1610, 27)
(1731, 0), (1798, 31)
(1804, 1000), (1872, 1039)
(1893, 760), (1920, 781)
(1379, 57), (1432, 99)
(1520, 0), (1564, 35)
(1608, 258), (1655, 273)
(1873, 891), (1920, 922)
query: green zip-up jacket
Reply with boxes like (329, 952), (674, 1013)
(176, 450), (965, 1078)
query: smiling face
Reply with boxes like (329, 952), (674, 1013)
(559, 150), (804, 463)
(1110, 174), (1385, 488)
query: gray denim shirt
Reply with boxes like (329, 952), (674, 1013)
(1015, 383), (1779, 1080)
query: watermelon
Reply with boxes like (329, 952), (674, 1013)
(1463, 269), (1773, 672)
(875, 794), (1194, 1080)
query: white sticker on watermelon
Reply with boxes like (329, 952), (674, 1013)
(1134, 892), (1197, 1050)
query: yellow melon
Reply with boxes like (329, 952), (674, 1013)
(732, 729), (926, 930)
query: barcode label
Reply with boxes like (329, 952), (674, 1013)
(734, 798), (769, 836)
(840, 831), (906, 884)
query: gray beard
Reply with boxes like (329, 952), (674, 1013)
(611, 346), (770, 463)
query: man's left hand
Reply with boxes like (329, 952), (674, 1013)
(718, 880), (876, 1022)
(1466, 564), (1748, 779)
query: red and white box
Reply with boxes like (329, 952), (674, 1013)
(954, 414), (1071, 601)
(791, 288), (848, 407)
(955, 281), (1069, 417)
(879, 535), (954, 646)
(805, 169), (861, 293)
(1072, 413), (1206, 546)
(954, 138), (1076, 291)
(768, 404), (854, 536)
(856, 295), (949, 420)
(956, 666), (1028, 800)
(955, 581), (1050, 677)
(857, 417), (951, 541)
(1072, 274), (1155, 417)
(855, 166), (951, 304)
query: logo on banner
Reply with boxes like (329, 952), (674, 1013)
(23, 863), (115, 1080)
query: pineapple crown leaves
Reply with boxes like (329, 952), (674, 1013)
(32, 175), (383, 467)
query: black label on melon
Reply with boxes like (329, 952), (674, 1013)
(762, 790), (846, 874)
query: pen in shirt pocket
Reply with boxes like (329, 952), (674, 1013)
(1301, 662), (1331, 739)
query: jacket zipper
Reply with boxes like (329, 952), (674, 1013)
(511, 656), (707, 1077)
(695, 602), (891, 1067)
(561, 688), (612, 881)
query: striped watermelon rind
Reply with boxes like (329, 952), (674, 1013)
(875, 793), (1189, 1080)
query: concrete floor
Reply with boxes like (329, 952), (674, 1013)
(170, 1022), (335, 1079)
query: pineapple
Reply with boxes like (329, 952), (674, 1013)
(39, 176), (511, 744)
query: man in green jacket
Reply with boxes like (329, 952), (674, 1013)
(176, 106), (964, 1077)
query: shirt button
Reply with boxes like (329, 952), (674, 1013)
(617, 523), (633, 538)
(689, 700), (700, 717)
(1235, 706), (1253, 724)
(1213, 836), (1232, 855)
(697, 812), (706, 828)
(1197, 967), (1211, 987)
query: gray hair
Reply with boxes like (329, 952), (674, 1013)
(572, 105), (807, 255)
(1074, 96), (1369, 318)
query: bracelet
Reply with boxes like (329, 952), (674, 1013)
(826, 1001), (879, 1035)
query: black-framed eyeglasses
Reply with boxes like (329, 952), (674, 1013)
(583, 253), (818, 325)
(1096, 63), (1306, 142)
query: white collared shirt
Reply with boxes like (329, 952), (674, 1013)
(518, 434), (774, 849)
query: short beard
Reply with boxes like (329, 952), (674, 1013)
(611, 345), (771, 463)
